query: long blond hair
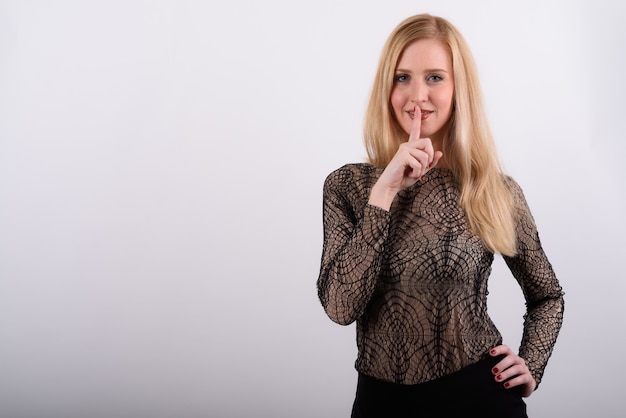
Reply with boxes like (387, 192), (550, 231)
(364, 14), (517, 256)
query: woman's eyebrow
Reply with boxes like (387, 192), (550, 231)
(395, 67), (449, 73)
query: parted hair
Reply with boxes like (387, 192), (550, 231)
(364, 13), (517, 256)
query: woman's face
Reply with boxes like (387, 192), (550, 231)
(390, 38), (455, 143)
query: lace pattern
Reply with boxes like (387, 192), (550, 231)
(317, 163), (564, 386)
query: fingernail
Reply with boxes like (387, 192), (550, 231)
(492, 368), (499, 374)
(504, 382), (510, 388)
(490, 349), (497, 355)
(496, 374), (502, 381)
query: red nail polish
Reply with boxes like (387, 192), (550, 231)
(496, 374), (502, 381)
(492, 368), (499, 374)
(490, 349), (496, 355)
(504, 382), (510, 388)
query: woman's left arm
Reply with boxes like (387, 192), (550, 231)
(502, 178), (565, 390)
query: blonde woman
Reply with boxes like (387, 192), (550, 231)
(317, 14), (564, 418)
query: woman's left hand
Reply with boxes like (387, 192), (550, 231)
(489, 345), (537, 397)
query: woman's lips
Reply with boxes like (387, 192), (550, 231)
(408, 110), (433, 120)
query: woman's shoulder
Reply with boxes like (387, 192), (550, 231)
(324, 162), (378, 186)
(323, 163), (379, 203)
(502, 175), (525, 199)
(502, 175), (534, 217)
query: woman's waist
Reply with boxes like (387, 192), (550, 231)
(354, 334), (503, 385)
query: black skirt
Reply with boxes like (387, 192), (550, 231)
(351, 355), (528, 418)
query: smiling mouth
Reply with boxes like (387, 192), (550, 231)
(408, 110), (433, 120)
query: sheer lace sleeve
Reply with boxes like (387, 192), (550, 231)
(317, 165), (391, 325)
(503, 178), (565, 387)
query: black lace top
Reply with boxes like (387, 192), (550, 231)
(317, 163), (564, 386)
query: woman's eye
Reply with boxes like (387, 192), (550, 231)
(394, 74), (409, 83)
(427, 74), (443, 82)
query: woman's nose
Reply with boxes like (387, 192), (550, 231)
(410, 82), (428, 103)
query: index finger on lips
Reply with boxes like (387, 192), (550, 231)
(408, 105), (421, 142)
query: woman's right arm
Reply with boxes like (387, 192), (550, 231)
(318, 111), (442, 324)
(316, 168), (391, 325)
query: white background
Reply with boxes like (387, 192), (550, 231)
(1, 1), (624, 417)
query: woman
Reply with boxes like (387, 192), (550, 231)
(317, 13), (564, 418)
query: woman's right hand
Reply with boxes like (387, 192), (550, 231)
(368, 106), (443, 210)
